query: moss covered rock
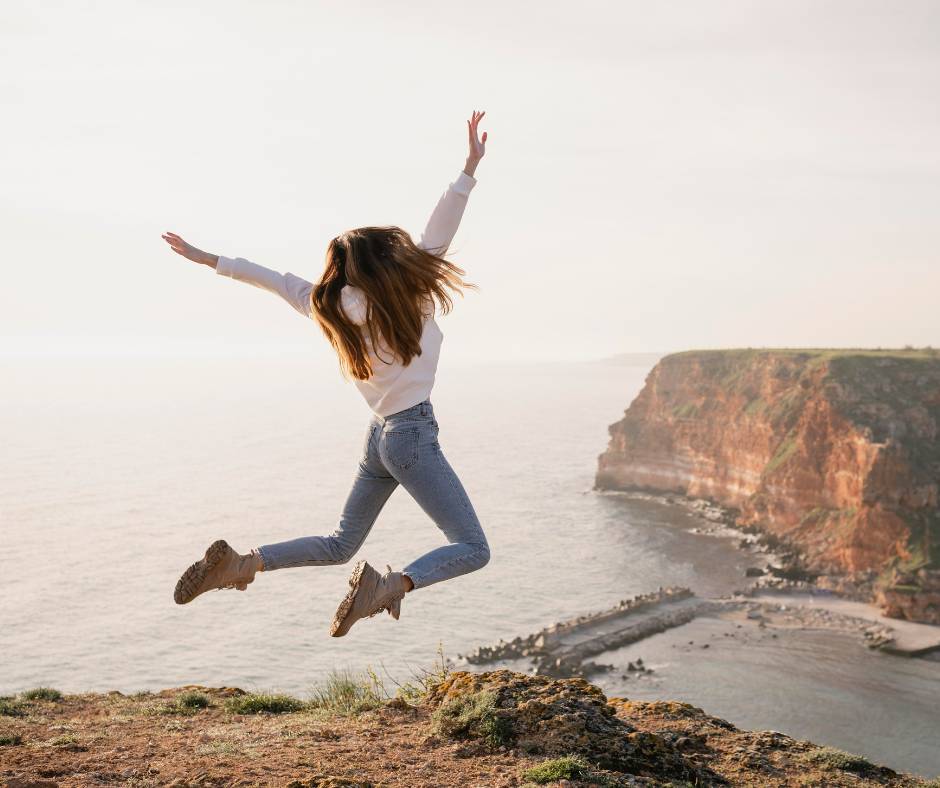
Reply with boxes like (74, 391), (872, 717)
(426, 670), (720, 783)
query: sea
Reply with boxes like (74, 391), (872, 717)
(2, 353), (938, 777)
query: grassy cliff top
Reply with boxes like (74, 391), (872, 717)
(666, 347), (940, 362)
(654, 347), (940, 460)
(1, 670), (935, 787)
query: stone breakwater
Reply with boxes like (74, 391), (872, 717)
(462, 590), (938, 680)
(595, 349), (940, 625)
(462, 579), (940, 679)
(461, 587), (711, 677)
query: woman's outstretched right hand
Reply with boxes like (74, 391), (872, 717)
(161, 232), (219, 268)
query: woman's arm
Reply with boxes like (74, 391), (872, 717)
(416, 110), (487, 256)
(161, 232), (313, 318)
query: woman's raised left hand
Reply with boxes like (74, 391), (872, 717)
(467, 109), (487, 162)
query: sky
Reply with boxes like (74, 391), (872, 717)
(1, 0), (938, 364)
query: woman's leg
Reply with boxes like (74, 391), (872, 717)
(377, 406), (490, 589)
(255, 421), (399, 570)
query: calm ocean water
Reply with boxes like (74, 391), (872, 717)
(2, 354), (938, 777)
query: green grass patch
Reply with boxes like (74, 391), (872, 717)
(887, 584), (921, 594)
(877, 516), (940, 589)
(0, 698), (27, 718)
(47, 732), (85, 751)
(672, 402), (699, 419)
(765, 430), (798, 475)
(0, 733), (23, 746)
(430, 689), (512, 748)
(154, 691), (212, 715)
(799, 507), (833, 527)
(744, 397), (767, 416)
(766, 389), (808, 429)
(394, 681), (426, 703)
(19, 687), (62, 702)
(522, 755), (591, 784)
(175, 691), (211, 710)
(826, 354), (940, 471)
(225, 693), (305, 715)
(669, 347), (940, 362)
(802, 745), (875, 774)
(892, 540), (932, 575)
(308, 669), (384, 715)
(386, 640), (453, 703)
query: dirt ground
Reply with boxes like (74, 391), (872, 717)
(0, 677), (934, 788)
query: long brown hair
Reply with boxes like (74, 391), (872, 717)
(311, 226), (476, 380)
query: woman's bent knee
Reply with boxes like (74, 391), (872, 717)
(323, 536), (358, 564)
(472, 541), (491, 571)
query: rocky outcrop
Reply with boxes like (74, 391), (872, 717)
(878, 569), (940, 625)
(595, 349), (940, 624)
(428, 670), (716, 782)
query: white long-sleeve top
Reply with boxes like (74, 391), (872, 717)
(215, 169), (478, 417)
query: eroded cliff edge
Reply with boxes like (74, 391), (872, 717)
(1, 672), (934, 786)
(595, 349), (940, 625)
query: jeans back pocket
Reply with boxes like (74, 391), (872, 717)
(381, 427), (419, 470)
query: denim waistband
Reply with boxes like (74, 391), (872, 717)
(376, 398), (433, 425)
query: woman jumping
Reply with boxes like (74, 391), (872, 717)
(162, 110), (489, 637)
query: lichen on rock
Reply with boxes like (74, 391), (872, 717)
(426, 669), (718, 782)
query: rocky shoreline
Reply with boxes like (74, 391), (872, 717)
(460, 490), (939, 680)
(600, 489), (886, 602)
(622, 490), (940, 655)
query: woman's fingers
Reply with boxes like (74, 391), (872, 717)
(161, 232), (192, 258)
(467, 110), (486, 156)
(162, 232), (190, 251)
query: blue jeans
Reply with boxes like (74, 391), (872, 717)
(255, 399), (490, 589)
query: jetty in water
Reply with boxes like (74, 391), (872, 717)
(461, 587), (710, 677)
(462, 585), (940, 679)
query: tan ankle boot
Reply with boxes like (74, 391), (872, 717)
(174, 540), (259, 605)
(330, 562), (407, 637)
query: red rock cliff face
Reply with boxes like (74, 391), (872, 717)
(595, 350), (940, 624)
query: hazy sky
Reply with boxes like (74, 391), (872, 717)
(2, 0), (938, 363)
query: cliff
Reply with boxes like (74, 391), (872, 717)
(595, 349), (940, 624)
(0, 672), (934, 787)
